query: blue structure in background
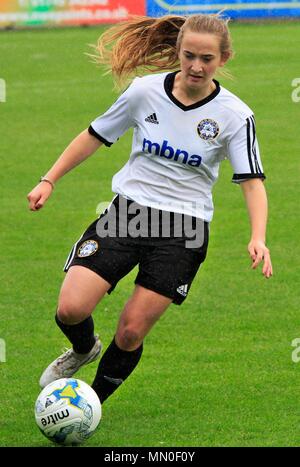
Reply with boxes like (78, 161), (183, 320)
(147, 0), (300, 19)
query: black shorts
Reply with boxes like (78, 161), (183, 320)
(64, 195), (209, 305)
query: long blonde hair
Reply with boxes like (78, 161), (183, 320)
(91, 14), (233, 87)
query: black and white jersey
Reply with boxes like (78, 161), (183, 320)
(89, 71), (265, 222)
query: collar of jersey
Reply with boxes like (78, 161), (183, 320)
(164, 71), (220, 111)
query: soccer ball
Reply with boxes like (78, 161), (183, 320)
(34, 378), (101, 446)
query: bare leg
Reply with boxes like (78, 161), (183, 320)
(57, 265), (112, 324)
(92, 285), (172, 402)
(115, 284), (172, 350)
(39, 266), (113, 388)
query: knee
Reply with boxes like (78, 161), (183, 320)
(56, 300), (84, 325)
(116, 327), (142, 351)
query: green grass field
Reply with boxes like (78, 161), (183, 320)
(0, 20), (300, 447)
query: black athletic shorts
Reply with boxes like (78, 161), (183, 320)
(64, 194), (209, 305)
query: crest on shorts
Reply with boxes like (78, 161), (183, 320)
(77, 240), (98, 258)
(197, 119), (219, 140)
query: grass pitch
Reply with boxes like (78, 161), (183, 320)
(0, 21), (300, 447)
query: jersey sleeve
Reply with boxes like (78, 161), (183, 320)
(88, 84), (135, 147)
(227, 115), (266, 184)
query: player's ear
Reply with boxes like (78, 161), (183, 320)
(219, 51), (231, 67)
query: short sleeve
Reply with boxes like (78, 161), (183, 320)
(227, 115), (266, 184)
(88, 84), (135, 147)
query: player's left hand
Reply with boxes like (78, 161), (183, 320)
(248, 239), (273, 279)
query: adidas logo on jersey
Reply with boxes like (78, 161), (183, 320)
(145, 113), (159, 124)
(176, 284), (188, 297)
(142, 138), (202, 167)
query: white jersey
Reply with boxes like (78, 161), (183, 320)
(89, 72), (265, 222)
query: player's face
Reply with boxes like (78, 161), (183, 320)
(178, 31), (227, 90)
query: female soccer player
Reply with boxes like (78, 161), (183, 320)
(27, 14), (273, 404)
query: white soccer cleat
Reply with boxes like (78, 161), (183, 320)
(39, 336), (102, 389)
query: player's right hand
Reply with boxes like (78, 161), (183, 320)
(27, 182), (53, 211)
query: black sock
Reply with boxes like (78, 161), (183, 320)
(92, 337), (143, 403)
(55, 313), (96, 354)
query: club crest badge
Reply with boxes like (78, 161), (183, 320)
(77, 240), (98, 258)
(197, 119), (219, 141)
